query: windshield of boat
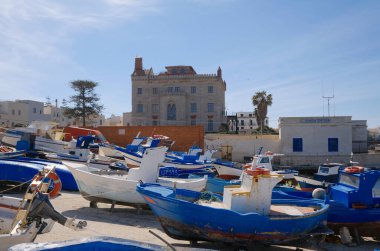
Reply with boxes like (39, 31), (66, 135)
(260, 157), (270, 163)
(373, 178), (380, 198)
(96, 133), (107, 143)
(319, 167), (330, 174)
(339, 173), (360, 188)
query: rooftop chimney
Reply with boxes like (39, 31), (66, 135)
(133, 57), (145, 76)
(217, 66), (222, 78)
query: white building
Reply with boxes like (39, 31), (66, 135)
(206, 116), (368, 166)
(0, 100), (48, 127)
(279, 116), (367, 156)
(228, 112), (268, 134)
(43, 103), (74, 127)
(104, 114), (123, 126)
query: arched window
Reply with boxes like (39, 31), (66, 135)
(167, 104), (176, 120)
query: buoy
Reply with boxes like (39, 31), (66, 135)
(344, 166), (364, 174)
(312, 188), (326, 199)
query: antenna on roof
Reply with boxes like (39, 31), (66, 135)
(322, 86), (335, 117)
(333, 86), (336, 117)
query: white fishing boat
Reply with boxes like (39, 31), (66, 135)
(64, 146), (207, 208)
(45, 135), (123, 170)
(0, 168), (86, 251)
(213, 151), (298, 180)
(1, 121), (71, 152)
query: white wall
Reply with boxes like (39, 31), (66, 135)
(205, 134), (280, 162)
(279, 117), (353, 156)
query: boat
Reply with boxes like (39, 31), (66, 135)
(158, 165), (216, 178)
(137, 168), (331, 246)
(0, 121), (71, 152)
(165, 145), (203, 160)
(212, 151), (298, 180)
(98, 133), (162, 166)
(100, 134), (215, 170)
(64, 146), (207, 208)
(206, 151), (298, 194)
(0, 146), (26, 159)
(0, 158), (78, 191)
(162, 148), (216, 170)
(1, 122), (107, 154)
(8, 236), (168, 251)
(294, 163), (345, 191)
(0, 168), (87, 251)
(210, 159), (243, 179)
(44, 135), (121, 170)
(269, 165), (380, 240)
(326, 166), (380, 238)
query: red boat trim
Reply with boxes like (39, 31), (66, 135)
(0, 204), (19, 210)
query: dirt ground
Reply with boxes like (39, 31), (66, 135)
(32, 191), (380, 251)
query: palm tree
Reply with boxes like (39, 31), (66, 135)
(252, 91), (272, 132)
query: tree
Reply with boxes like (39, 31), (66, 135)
(252, 91), (272, 132)
(62, 80), (104, 127)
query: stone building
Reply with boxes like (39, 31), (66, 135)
(130, 57), (226, 132)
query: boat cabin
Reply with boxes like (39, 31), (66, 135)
(314, 163), (344, 183)
(250, 152), (274, 170)
(330, 168), (380, 208)
(223, 168), (282, 214)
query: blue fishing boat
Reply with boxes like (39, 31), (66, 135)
(137, 168), (331, 245)
(294, 163), (345, 191)
(8, 237), (167, 251)
(165, 145), (203, 161)
(326, 166), (380, 238)
(0, 158), (78, 191)
(159, 166), (215, 178)
(99, 134), (163, 166)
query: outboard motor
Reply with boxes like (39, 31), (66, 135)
(27, 192), (87, 230)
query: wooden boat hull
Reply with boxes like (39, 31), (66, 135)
(66, 163), (146, 205)
(294, 176), (331, 191)
(0, 221), (40, 251)
(0, 150), (26, 159)
(0, 196), (56, 251)
(65, 162), (207, 207)
(137, 183), (330, 244)
(327, 201), (380, 237)
(211, 162), (242, 177)
(98, 145), (125, 159)
(0, 158), (78, 191)
(8, 236), (167, 251)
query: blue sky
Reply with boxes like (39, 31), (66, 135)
(1, 0), (379, 128)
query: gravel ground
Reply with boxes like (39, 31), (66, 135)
(31, 191), (380, 251)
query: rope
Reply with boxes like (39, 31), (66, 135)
(197, 191), (221, 203)
(0, 178), (33, 194)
